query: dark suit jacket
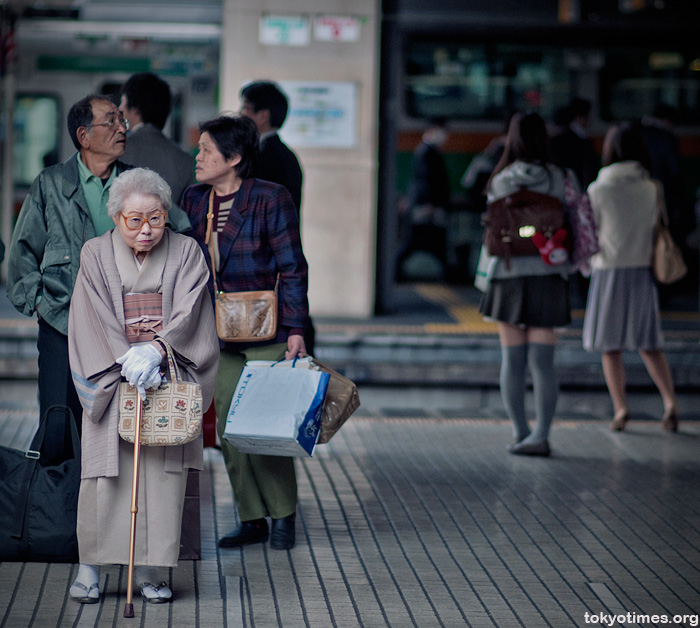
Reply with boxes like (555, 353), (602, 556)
(122, 124), (196, 204)
(182, 178), (309, 349)
(256, 133), (303, 214)
(406, 142), (451, 210)
(550, 128), (599, 189)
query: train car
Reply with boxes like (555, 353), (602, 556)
(376, 0), (700, 308)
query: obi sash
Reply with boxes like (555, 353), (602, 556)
(123, 293), (163, 343)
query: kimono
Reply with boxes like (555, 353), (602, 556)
(68, 228), (219, 566)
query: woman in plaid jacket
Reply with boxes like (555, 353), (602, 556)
(183, 115), (309, 550)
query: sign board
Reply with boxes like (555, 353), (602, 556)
(259, 15), (310, 47)
(313, 16), (362, 42)
(278, 81), (357, 149)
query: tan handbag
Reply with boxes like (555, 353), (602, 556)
(206, 190), (278, 342)
(652, 182), (687, 285)
(118, 340), (203, 446)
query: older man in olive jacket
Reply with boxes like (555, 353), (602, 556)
(7, 94), (190, 459)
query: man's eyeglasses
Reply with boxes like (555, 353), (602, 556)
(89, 115), (129, 131)
(120, 213), (167, 231)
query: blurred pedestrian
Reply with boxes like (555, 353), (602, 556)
(479, 112), (577, 456)
(239, 80), (303, 213)
(239, 80), (314, 353)
(642, 104), (687, 248)
(460, 112), (513, 213)
(583, 122), (678, 432)
(67, 167), (218, 604)
(119, 72), (196, 205)
(397, 117), (451, 280)
(550, 97), (599, 189)
(183, 115), (309, 550)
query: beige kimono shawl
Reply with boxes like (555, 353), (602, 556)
(68, 228), (219, 479)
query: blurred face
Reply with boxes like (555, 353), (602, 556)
(119, 94), (140, 130)
(81, 99), (127, 161)
(239, 99), (267, 134)
(113, 193), (167, 256)
(195, 131), (241, 186)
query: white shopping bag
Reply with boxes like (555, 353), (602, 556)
(223, 361), (330, 457)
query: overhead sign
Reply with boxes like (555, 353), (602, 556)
(313, 16), (362, 42)
(279, 81), (357, 149)
(259, 15), (310, 47)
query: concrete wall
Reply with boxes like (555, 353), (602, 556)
(220, 0), (380, 318)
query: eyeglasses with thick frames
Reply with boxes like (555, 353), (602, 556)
(120, 213), (167, 231)
(89, 114), (129, 131)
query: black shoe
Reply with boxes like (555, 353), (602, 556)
(218, 519), (269, 548)
(270, 513), (296, 550)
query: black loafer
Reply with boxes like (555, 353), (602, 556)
(218, 519), (269, 548)
(270, 513), (296, 550)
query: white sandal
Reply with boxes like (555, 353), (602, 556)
(139, 581), (172, 603)
(69, 581), (100, 604)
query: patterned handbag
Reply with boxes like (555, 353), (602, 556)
(118, 340), (203, 446)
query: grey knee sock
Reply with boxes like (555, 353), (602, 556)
(500, 344), (529, 440)
(527, 343), (558, 441)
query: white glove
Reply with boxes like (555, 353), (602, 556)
(139, 366), (162, 398)
(116, 344), (163, 398)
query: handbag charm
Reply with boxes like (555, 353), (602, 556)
(205, 190), (279, 342)
(118, 340), (202, 446)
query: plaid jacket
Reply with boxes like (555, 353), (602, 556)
(183, 178), (309, 348)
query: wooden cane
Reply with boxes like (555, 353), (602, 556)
(123, 391), (144, 619)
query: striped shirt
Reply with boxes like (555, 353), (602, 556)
(214, 192), (236, 234)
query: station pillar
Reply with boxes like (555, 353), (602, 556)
(219, 0), (380, 318)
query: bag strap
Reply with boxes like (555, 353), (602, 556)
(11, 405), (80, 539)
(653, 180), (669, 229)
(154, 338), (181, 384)
(205, 190), (220, 295)
(206, 189), (280, 296)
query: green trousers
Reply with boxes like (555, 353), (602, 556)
(215, 344), (297, 521)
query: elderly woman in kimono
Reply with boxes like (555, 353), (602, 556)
(67, 167), (219, 604)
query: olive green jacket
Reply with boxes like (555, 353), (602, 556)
(6, 153), (191, 335)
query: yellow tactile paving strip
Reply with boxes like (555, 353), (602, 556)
(317, 284), (700, 339)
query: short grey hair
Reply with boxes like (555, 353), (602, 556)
(106, 168), (172, 218)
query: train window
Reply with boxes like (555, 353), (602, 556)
(404, 41), (574, 122)
(600, 47), (700, 124)
(13, 94), (61, 187)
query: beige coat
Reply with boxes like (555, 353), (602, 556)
(68, 228), (219, 479)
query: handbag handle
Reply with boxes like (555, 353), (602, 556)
(153, 338), (182, 384)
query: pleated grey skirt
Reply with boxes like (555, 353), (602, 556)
(583, 266), (663, 352)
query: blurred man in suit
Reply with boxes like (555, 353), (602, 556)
(119, 72), (195, 204)
(240, 81), (303, 213)
(550, 97), (599, 190)
(240, 80), (313, 352)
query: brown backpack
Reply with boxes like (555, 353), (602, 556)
(482, 187), (567, 268)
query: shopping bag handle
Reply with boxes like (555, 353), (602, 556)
(271, 357), (300, 368)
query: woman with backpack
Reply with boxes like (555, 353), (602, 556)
(479, 111), (579, 456)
